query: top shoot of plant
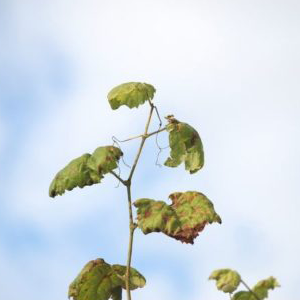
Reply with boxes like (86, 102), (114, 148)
(49, 82), (230, 300)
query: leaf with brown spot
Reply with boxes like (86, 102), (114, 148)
(134, 191), (221, 244)
(49, 146), (123, 197)
(68, 258), (146, 300)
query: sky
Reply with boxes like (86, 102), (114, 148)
(0, 0), (300, 299)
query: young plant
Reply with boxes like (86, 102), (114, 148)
(209, 268), (280, 300)
(49, 82), (222, 300)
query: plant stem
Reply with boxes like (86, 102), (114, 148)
(125, 103), (155, 300)
(241, 279), (261, 300)
(125, 184), (135, 300)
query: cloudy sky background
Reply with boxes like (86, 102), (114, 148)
(0, 0), (299, 299)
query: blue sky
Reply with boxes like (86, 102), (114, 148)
(0, 0), (300, 299)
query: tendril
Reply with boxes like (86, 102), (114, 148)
(112, 136), (131, 168)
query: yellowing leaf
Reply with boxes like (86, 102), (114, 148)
(164, 116), (204, 174)
(107, 82), (156, 110)
(232, 277), (280, 300)
(49, 146), (123, 197)
(111, 265), (147, 290)
(209, 269), (241, 293)
(134, 191), (221, 244)
(68, 258), (146, 300)
(253, 277), (280, 300)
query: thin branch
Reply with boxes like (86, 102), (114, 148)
(154, 105), (162, 127)
(109, 170), (127, 186)
(146, 127), (166, 138)
(113, 134), (144, 143)
(241, 279), (261, 300)
(112, 127), (166, 143)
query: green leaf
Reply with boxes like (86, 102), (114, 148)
(134, 191), (221, 244)
(164, 115), (204, 174)
(49, 146), (123, 197)
(232, 291), (252, 300)
(107, 82), (156, 110)
(232, 277), (280, 300)
(87, 146), (123, 175)
(68, 258), (146, 300)
(209, 269), (241, 293)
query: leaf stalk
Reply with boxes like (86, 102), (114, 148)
(109, 170), (128, 186)
(112, 127), (166, 143)
(241, 278), (261, 300)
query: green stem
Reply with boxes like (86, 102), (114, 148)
(125, 102), (155, 300)
(125, 184), (135, 300)
(241, 279), (261, 300)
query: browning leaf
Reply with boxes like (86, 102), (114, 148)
(134, 191), (221, 244)
(49, 146), (123, 197)
(107, 82), (156, 110)
(209, 269), (241, 293)
(68, 258), (146, 300)
(164, 116), (204, 174)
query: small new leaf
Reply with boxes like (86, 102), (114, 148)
(134, 191), (221, 244)
(68, 258), (146, 300)
(232, 277), (280, 300)
(164, 115), (204, 174)
(107, 82), (156, 110)
(49, 146), (123, 197)
(209, 269), (241, 293)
